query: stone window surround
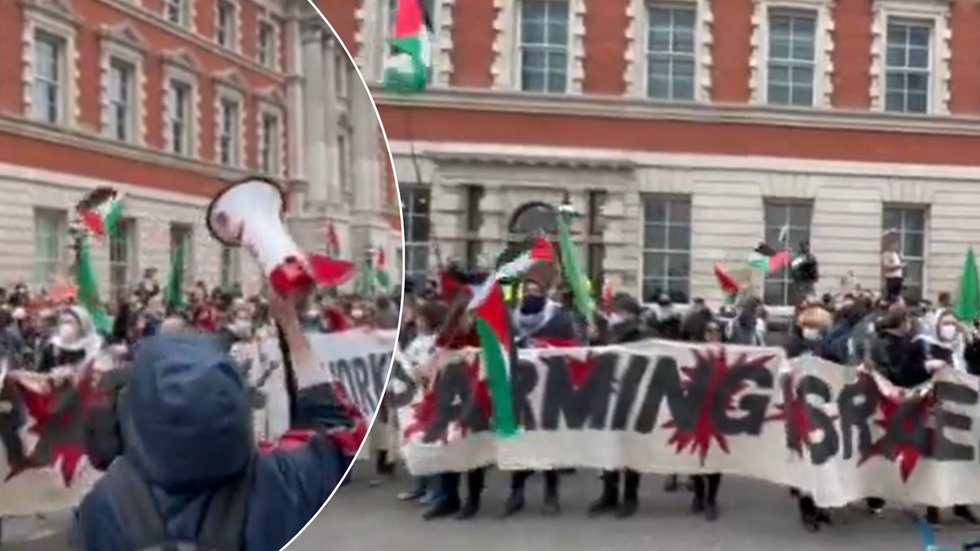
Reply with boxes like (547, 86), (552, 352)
(869, 0), (950, 114)
(214, 0), (242, 53)
(99, 23), (148, 145)
(355, 0), (455, 86)
(492, 0), (586, 93)
(624, 0), (712, 101)
(161, 50), (202, 159)
(256, 96), (286, 177)
(256, 17), (280, 70)
(748, 0), (834, 107)
(213, 75), (247, 168)
(21, 0), (81, 127)
(162, 0), (195, 32)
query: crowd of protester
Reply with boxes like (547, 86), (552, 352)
(380, 242), (980, 533)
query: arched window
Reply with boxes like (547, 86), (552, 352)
(508, 202), (559, 237)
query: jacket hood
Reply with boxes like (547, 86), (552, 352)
(120, 333), (252, 491)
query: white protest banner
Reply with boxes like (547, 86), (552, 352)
(246, 329), (397, 439)
(0, 328), (395, 516)
(390, 340), (980, 508)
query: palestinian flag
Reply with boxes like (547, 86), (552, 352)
(76, 187), (123, 239)
(556, 209), (595, 321)
(382, 0), (431, 93)
(374, 248), (392, 292)
(713, 262), (741, 304)
(470, 235), (552, 309)
(74, 235), (112, 333)
(470, 282), (517, 436)
(747, 248), (791, 274)
(162, 240), (185, 311)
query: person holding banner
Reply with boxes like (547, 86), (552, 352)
(503, 279), (584, 518)
(685, 309), (725, 522)
(588, 293), (650, 519)
(71, 290), (366, 551)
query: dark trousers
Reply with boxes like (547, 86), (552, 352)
(511, 470), (559, 498)
(691, 474), (721, 503)
(884, 277), (904, 302)
(439, 469), (485, 505)
(600, 469), (640, 502)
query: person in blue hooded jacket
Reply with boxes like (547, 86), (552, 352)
(72, 291), (364, 551)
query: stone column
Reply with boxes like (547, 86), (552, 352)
(322, 36), (341, 205)
(284, 11), (305, 183)
(301, 22), (327, 206)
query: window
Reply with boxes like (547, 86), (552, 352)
(164, 0), (188, 26)
(259, 112), (279, 174)
(882, 205), (927, 301)
(169, 223), (194, 284)
(107, 59), (135, 141)
(518, 0), (569, 93)
(884, 19), (931, 113)
(767, 10), (816, 106)
(646, 5), (696, 100)
(33, 209), (66, 286)
(109, 219), (135, 296)
(338, 134), (351, 196)
(32, 31), (64, 124)
(258, 21), (275, 68)
(641, 195), (691, 303)
(219, 246), (240, 289)
(464, 185), (484, 267)
(166, 79), (192, 155)
(218, 98), (239, 166)
(216, 1), (236, 49)
(401, 186), (431, 281)
(762, 201), (813, 306)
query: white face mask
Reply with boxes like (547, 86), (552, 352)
(608, 313), (623, 326)
(940, 325), (958, 341)
(58, 323), (79, 342)
(351, 309), (364, 319)
(801, 327), (821, 340)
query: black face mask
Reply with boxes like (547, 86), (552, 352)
(520, 295), (546, 315)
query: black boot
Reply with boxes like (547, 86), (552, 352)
(457, 496), (480, 520)
(927, 507), (940, 527)
(423, 498), (460, 520)
(664, 474), (679, 492)
(690, 476), (705, 514)
(457, 469), (484, 520)
(542, 471), (561, 516)
(615, 470), (640, 518)
(955, 505), (980, 524)
(588, 471), (618, 517)
(501, 491), (525, 518)
(798, 494), (821, 532)
(703, 474), (721, 521)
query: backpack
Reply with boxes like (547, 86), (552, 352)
(103, 457), (254, 551)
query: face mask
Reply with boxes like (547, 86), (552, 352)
(58, 323), (79, 342)
(940, 325), (958, 341)
(608, 313), (623, 326)
(801, 327), (821, 340)
(520, 295), (546, 315)
(351, 309), (364, 319)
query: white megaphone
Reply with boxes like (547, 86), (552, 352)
(206, 177), (354, 295)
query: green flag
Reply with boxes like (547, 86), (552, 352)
(73, 235), (112, 333)
(163, 241), (185, 311)
(954, 247), (980, 322)
(555, 212), (595, 321)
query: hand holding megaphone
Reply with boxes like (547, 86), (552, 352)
(207, 177), (354, 295)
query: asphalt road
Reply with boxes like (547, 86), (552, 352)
(297, 462), (980, 551)
(5, 462), (979, 551)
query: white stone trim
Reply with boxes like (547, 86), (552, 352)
(98, 23), (147, 145)
(256, 100), (285, 177)
(748, 0), (834, 106)
(162, 0), (194, 31)
(624, 0), (713, 101)
(213, 85), (246, 168)
(870, 0), (950, 114)
(21, 0), (81, 128)
(492, 0), (586, 93)
(161, 50), (201, 158)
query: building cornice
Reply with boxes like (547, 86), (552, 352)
(0, 113), (249, 183)
(370, 87), (980, 137)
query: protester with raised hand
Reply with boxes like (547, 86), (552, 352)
(72, 289), (365, 551)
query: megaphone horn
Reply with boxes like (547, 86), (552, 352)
(206, 176), (354, 294)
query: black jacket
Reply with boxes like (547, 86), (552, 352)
(868, 331), (930, 388)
